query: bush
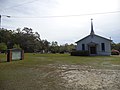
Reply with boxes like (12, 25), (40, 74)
(111, 49), (120, 55)
(51, 51), (56, 54)
(59, 51), (64, 54)
(71, 50), (89, 56)
(0, 43), (7, 51)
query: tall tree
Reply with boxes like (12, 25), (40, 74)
(50, 41), (59, 53)
(41, 40), (50, 53)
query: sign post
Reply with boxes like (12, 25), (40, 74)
(7, 49), (24, 62)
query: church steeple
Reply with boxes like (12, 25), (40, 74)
(90, 18), (95, 35)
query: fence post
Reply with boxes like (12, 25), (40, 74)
(7, 49), (12, 62)
(21, 50), (24, 60)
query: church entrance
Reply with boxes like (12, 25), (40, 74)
(87, 42), (98, 55)
(90, 46), (96, 54)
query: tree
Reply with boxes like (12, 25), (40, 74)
(0, 27), (42, 52)
(41, 40), (50, 53)
(22, 27), (33, 34)
(20, 27), (39, 52)
(16, 28), (21, 33)
(59, 45), (65, 53)
(35, 32), (41, 41)
(0, 28), (13, 44)
(66, 44), (75, 52)
(111, 43), (120, 52)
(50, 41), (59, 53)
(0, 43), (7, 52)
(13, 44), (21, 49)
(59, 43), (75, 53)
(0, 27), (77, 53)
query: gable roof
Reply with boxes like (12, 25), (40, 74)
(95, 34), (112, 41)
(76, 19), (112, 43)
(75, 34), (112, 43)
(75, 35), (89, 43)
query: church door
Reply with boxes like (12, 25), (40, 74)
(90, 46), (96, 54)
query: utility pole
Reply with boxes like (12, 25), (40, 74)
(0, 15), (11, 29)
(0, 15), (1, 29)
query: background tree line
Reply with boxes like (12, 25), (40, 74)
(0, 27), (120, 53)
(0, 27), (75, 53)
(111, 42), (120, 52)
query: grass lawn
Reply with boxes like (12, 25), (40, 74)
(0, 53), (120, 90)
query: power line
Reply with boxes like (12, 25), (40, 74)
(0, 0), (39, 13)
(9, 11), (120, 19)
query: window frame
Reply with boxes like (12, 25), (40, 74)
(101, 43), (105, 51)
(82, 44), (85, 50)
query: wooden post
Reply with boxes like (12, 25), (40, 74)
(21, 50), (24, 60)
(7, 49), (24, 62)
(7, 49), (12, 62)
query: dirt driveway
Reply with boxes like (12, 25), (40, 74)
(43, 64), (120, 90)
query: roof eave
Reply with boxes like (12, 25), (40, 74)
(75, 35), (90, 43)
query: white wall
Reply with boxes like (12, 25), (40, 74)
(76, 35), (111, 55)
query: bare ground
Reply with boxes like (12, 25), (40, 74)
(0, 64), (120, 90)
(45, 64), (120, 90)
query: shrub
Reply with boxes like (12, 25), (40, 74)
(59, 51), (64, 54)
(51, 51), (56, 54)
(71, 50), (89, 56)
(111, 49), (120, 55)
(0, 43), (7, 51)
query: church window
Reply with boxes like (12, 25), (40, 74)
(101, 43), (105, 51)
(82, 44), (85, 50)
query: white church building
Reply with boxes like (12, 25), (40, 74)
(75, 19), (112, 56)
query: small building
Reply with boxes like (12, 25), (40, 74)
(75, 19), (112, 56)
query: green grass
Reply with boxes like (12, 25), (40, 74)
(0, 53), (120, 90)
(23, 53), (120, 68)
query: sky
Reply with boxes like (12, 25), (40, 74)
(0, 0), (120, 45)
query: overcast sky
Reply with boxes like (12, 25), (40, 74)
(0, 0), (120, 44)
